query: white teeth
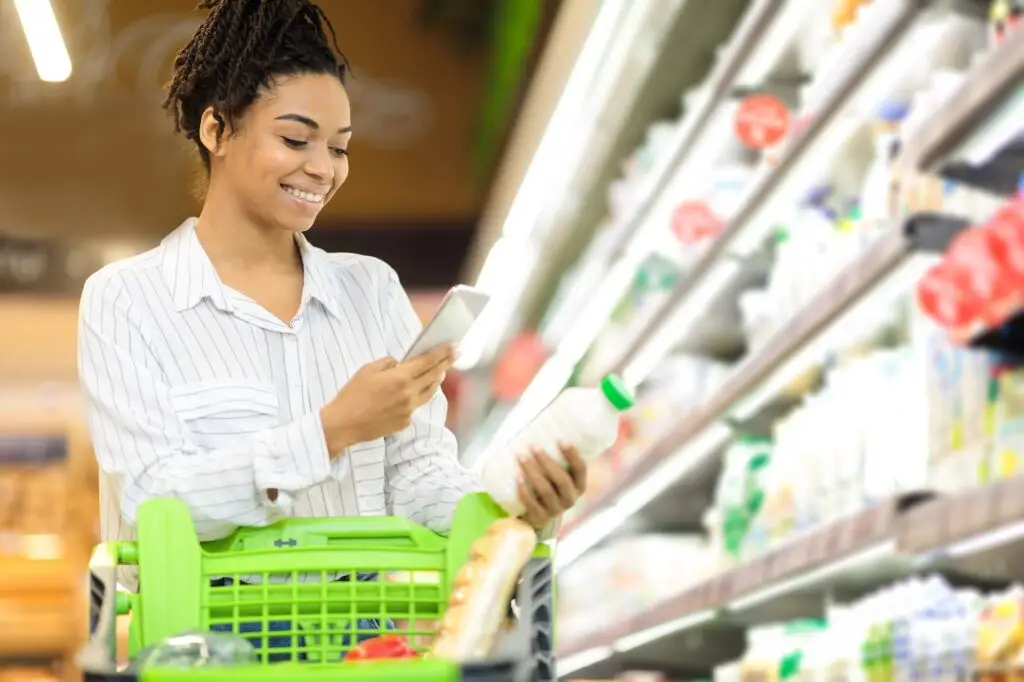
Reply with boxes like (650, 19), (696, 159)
(282, 185), (325, 204)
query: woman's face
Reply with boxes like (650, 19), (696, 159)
(210, 72), (352, 233)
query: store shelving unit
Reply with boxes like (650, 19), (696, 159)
(899, 23), (1024, 196)
(559, 477), (1024, 678)
(556, 214), (967, 564)
(482, 0), (950, 455)
(532, 4), (1024, 680)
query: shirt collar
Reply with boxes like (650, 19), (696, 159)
(160, 218), (342, 319)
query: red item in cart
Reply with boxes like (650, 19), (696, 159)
(916, 260), (984, 340)
(344, 635), (418, 661)
(944, 227), (1021, 327)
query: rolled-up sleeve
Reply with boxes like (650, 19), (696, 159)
(78, 270), (332, 540)
(377, 265), (483, 534)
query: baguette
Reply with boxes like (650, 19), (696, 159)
(430, 518), (537, 661)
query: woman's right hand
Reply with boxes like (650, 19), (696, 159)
(320, 344), (455, 455)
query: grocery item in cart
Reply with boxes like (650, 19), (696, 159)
(481, 374), (635, 517)
(431, 517), (537, 662)
(130, 630), (255, 670)
(345, 634), (418, 661)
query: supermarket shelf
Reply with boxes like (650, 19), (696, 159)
(609, 0), (925, 381)
(899, 25), (1024, 196)
(900, 474), (1024, 583)
(480, 0), (790, 449)
(603, 0), (787, 262)
(557, 214), (968, 553)
(557, 479), (1024, 679)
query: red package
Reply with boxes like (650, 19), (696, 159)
(344, 635), (418, 661)
(916, 261), (983, 340)
(945, 227), (1019, 327)
(986, 204), (1024, 283)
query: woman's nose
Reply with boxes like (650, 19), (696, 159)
(304, 144), (334, 182)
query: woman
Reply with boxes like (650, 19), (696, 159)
(78, 0), (586, 593)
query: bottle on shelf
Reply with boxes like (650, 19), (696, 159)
(481, 375), (636, 517)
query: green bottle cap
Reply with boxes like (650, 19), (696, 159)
(600, 374), (635, 411)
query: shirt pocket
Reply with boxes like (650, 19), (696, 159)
(169, 380), (280, 447)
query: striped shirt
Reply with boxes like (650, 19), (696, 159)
(78, 218), (482, 588)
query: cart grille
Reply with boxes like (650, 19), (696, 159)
(200, 569), (444, 663)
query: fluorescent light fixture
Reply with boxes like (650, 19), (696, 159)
(728, 541), (895, 611)
(458, 237), (538, 371)
(500, 0), (629, 242)
(13, 0), (72, 82)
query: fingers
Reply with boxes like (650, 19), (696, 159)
(402, 344), (456, 378)
(559, 442), (588, 494)
(367, 356), (399, 371)
(415, 375), (444, 404)
(533, 448), (579, 508)
(516, 476), (546, 529)
(518, 451), (563, 517)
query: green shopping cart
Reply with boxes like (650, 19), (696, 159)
(80, 492), (555, 682)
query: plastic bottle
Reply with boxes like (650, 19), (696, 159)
(481, 374), (636, 517)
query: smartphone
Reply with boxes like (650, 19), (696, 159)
(402, 285), (491, 361)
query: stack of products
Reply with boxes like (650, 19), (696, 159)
(708, 302), (1024, 563)
(713, 575), (1024, 682)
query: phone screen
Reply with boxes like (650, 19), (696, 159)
(403, 286), (490, 360)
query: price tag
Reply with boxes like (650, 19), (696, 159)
(734, 94), (791, 149)
(671, 201), (723, 244)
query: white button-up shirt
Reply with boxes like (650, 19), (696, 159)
(78, 218), (482, 587)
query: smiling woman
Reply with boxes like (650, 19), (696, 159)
(76, 0), (583, 643)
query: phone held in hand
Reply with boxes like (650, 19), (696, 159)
(402, 285), (491, 361)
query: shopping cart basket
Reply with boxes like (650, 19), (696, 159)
(80, 492), (554, 681)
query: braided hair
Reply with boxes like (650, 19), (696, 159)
(163, 0), (350, 172)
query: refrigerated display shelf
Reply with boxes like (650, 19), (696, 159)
(480, 0), (807, 451)
(601, 0), (787, 263)
(898, 23), (1024, 197)
(557, 476), (1024, 679)
(559, 214), (968, 543)
(608, 0), (929, 379)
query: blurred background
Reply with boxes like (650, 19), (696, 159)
(7, 0), (1024, 681)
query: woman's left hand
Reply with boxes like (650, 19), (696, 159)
(516, 444), (588, 531)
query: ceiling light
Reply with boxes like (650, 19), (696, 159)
(13, 0), (72, 83)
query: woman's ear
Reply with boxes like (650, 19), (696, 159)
(197, 107), (228, 159)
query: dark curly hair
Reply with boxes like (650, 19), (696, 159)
(163, 0), (350, 173)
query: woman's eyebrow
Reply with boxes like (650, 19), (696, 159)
(274, 113), (352, 133)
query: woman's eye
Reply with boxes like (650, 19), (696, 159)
(330, 147), (348, 158)
(282, 137), (307, 149)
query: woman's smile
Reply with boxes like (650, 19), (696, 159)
(281, 183), (327, 207)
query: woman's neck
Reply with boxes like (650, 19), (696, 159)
(195, 182), (301, 273)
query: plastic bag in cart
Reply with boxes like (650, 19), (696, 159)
(129, 630), (257, 670)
